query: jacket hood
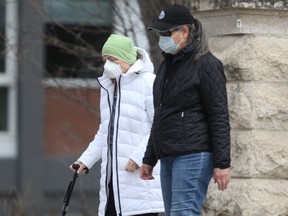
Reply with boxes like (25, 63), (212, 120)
(125, 47), (154, 75)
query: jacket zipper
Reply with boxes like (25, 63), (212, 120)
(103, 76), (123, 215)
(115, 76), (122, 215)
(181, 111), (186, 142)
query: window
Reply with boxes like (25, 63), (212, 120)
(44, 0), (112, 78)
(0, 1), (5, 72)
(0, 87), (7, 131)
(0, 0), (17, 158)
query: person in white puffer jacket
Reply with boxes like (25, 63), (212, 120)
(70, 34), (164, 216)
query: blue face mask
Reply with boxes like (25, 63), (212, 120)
(158, 29), (183, 54)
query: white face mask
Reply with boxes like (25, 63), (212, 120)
(103, 60), (123, 78)
(158, 29), (183, 54)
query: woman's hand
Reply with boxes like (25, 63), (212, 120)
(70, 161), (88, 174)
(213, 168), (231, 191)
(125, 159), (139, 172)
(140, 164), (154, 180)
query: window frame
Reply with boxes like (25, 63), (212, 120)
(43, 0), (112, 81)
(0, 0), (18, 158)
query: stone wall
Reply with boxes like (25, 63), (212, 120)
(179, 1), (288, 215)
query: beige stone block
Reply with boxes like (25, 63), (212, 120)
(209, 36), (288, 82)
(227, 83), (253, 129)
(251, 131), (288, 178)
(202, 178), (288, 216)
(230, 130), (253, 177)
(252, 83), (288, 130)
(231, 130), (288, 178)
(227, 82), (288, 130)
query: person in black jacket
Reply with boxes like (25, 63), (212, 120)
(140, 3), (231, 216)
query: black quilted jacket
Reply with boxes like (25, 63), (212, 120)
(143, 42), (231, 169)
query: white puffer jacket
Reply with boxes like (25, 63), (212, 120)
(78, 48), (164, 216)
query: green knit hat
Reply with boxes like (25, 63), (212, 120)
(101, 34), (137, 64)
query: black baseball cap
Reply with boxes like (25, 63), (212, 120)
(148, 4), (194, 32)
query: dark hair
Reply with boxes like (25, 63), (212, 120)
(186, 18), (209, 61)
(137, 52), (143, 60)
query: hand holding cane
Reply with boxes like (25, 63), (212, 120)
(61, 164), (89, 216)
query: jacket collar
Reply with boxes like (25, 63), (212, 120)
(163, 41), (198, 63)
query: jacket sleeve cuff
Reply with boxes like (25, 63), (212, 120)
(142, 157), (157, 167)
(213, 163), (230, 169)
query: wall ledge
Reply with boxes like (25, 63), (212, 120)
(193, 8), (288, 36)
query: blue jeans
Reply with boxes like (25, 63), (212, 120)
(160, 152), (213, 216)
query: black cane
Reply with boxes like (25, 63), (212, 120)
(61, 164), (89, 216)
